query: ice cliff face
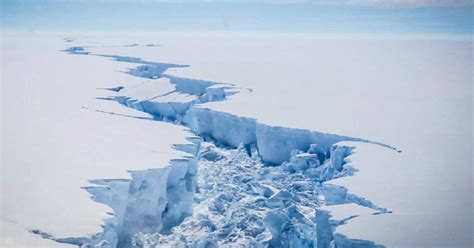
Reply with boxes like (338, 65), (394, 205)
(42, 44), (395, 247)
(65, 136), (201, 248)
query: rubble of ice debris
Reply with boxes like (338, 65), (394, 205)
(128, 142), (382, 247)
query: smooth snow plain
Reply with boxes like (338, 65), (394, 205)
(1, 34), (473, 247)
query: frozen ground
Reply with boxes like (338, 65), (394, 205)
(1, 36), (199, 247)
(1, 34), (472, 247)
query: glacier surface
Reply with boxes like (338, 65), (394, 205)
(38, 40), (394, 248)
(2, 34), (472, 248)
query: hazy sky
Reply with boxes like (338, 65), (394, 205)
(1, 0), (472, 35)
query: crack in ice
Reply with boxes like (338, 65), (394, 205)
(36, 41), (399, 247)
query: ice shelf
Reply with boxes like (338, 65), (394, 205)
(38, 41), (395, 247)
(3, 35), (471, 248)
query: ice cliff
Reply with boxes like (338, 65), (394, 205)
(41, 44), (396, 247)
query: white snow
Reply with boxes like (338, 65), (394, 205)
(328, 141), (472, 247)
(80, 34), (472, 247)
(1, 33), (472, 247)
(0, 220), (73, 248)
(1, 35), (196, 245)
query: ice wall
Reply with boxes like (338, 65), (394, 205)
(64, 136), (202, 247)
(185, 107), (367, 164)
(184, 107), (258, 147)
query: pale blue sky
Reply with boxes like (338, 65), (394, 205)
(1, 0), (472, 35)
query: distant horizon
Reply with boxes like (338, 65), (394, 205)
(1, 1), (472, 36)
(2, 30), (472, 41)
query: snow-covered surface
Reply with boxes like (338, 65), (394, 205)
(1, 34), (472, 247)
(79, 34), (472, 143)
(1, 36), (194, 244)
(329, 142), (473, 247)
(0, 220), (72, 248)
(105, 35), (471, 247)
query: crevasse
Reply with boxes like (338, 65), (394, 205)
(40, 44), (396, 247)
